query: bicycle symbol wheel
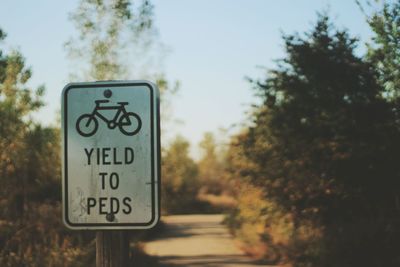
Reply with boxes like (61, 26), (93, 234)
(119, 112), (142, 136)
(76, 114), (99, 137)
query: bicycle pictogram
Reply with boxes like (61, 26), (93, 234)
(76, 90), (142, 137)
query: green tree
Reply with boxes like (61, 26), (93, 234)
(0, 30), (45, 220)
(197, 132), (225, 195)
(66, 0), (155, 80)
(161, 135), (198, 214)
(0, 28), (79, 267)
(66, 0), (179, 133)
(227, 14), (400, 266)
(251, 14), (395, 221)
(359, 0), (400, 99)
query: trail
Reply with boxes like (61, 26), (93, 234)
(144, 214), (273, 267)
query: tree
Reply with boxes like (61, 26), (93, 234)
(66, 0), (179, 134)
(66, 0), (155, 80)
(0, 28), (78, 266)
(254, 14), (397, 218)
(161, 135), (198, 214)
(197, 132), (225, 195)
(0, 30), (45, 219)
(227, 14), (400, 266)
(358, 0), (400, 99)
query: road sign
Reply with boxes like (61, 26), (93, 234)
(62, 81), (160, 230)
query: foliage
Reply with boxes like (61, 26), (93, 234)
(66, 0), (155, 80)
(226, 11), (400, 267)
(0, 32), (45, 220)
(0, 28), (96, 266)
(194, 131), (237, 213)
(362, 0), (400, 99)
(161, 132), (232, 215)
(66, 0), (180, 135)
(161, 135), (199, 214)
(197, 132), (226, 195)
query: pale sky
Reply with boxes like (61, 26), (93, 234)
(0, 0), (376, 154)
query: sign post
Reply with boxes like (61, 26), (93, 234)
(61, 81), (160, 265)
(96, 231), (129, 267)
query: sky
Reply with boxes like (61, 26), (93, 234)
(0, 0), (377, 156)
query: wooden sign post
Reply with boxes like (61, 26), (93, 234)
(96, 231), (129, 267)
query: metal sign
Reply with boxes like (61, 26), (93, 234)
(62, 81), (160, 230)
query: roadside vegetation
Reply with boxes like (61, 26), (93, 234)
(224, 2), (400, 266)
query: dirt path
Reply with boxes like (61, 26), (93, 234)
(144, 214), (273, 267)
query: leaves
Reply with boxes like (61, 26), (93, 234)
(367, 1), (400, 100)
(66, 0), (156, 80)
(227, 10), (400, 266)
(161, 135), (199, 213)
(0, 29), (86, 266)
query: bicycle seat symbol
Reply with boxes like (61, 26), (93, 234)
(76, 98), (142, 137)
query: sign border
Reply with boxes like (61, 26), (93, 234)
(62, 80), (160, 230)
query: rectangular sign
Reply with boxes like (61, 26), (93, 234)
(62, 81), (160, 229)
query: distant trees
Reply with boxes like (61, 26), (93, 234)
(197, 132), (225, 195)
(161, 132), (230, 215)
(161, 136), (199, 213)
(66, 0), (155, 80)
(226, 6), (400, 267)
(65, 0), (179, 106)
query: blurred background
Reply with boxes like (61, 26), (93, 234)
(0, 0), (400, 266)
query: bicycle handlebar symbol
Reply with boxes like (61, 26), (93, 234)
(76, 99), (142, 137)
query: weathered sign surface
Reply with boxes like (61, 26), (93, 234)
(62, 81), (160, 229)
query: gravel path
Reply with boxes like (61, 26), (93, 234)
(144, 214), (273, 267)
